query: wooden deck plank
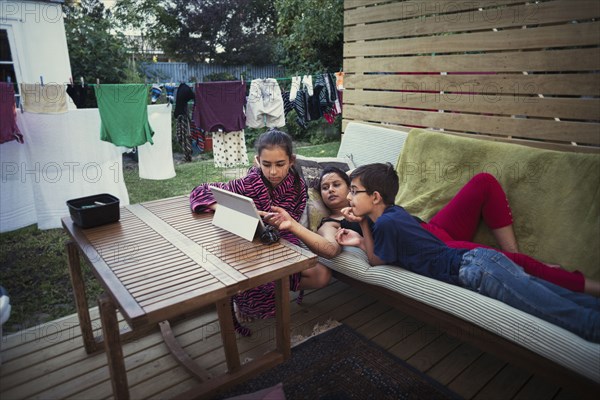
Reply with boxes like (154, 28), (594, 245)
(1, 310), (103, 365)
(388, 323), (444, 361)
(339, 299), (393, 329)
(474, 365), (533, 400)
(427, 342), (484, 385)
(353, 308), (407, 340)
(0, 280), (585, 400)
(30, 310), (220, 400)
(448, 353), (507, 399)
(407, 333), (462, 372)
(513, 375), (560, 400)
(553, 388), (583, 400)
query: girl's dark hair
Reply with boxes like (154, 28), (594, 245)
(316, 166), (351, 190)
(254, 128), (302, 192)
(349, 162), (399, 205)
(254, 128), (294, 159)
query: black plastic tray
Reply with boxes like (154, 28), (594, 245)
(67, 194), (120, 228)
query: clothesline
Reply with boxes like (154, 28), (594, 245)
(10, 72), (342, 90)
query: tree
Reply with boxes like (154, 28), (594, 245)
(63, 0), (131, 84)
(111, 0), (178, 60)
(275, 0), (343, 74)
(162, 0), (278, 65)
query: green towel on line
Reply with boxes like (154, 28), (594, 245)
(395, 129), (600, 280)
(95, 84), (154, 147)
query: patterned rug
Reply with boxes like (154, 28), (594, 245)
(216, 324), (461, 400)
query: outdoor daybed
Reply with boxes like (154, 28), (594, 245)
(310, 122), (600, 396)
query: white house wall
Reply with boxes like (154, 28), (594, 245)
(1, 0), (72, 85)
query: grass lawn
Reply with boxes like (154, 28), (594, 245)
(0, 141), (340, 334)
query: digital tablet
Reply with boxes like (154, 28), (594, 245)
(209, 186), (265, 241)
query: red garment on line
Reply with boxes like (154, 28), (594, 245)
(0, 82), (23, 144)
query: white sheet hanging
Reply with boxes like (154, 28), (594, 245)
(137, 105), (176, 180)
(0, 109), (130, 231)
(0, 140), (36, 232)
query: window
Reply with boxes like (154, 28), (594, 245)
(0, 29), (19, 105)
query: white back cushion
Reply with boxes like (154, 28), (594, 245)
(337, 122), (409, 167)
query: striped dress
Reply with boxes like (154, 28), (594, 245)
(190, 167), (307, 335)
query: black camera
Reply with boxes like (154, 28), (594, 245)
(260, 225), (280, 245)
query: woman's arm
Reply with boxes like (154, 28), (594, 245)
(263, 206), (341, 259)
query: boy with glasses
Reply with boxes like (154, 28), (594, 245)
(336, 163), (600, 343)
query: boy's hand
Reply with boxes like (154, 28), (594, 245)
(340, 207), (363, 223)
(335, 228), (363, 248)
(259, 206), (293, 230)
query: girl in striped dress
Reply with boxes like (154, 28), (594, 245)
(190, 129), (331, 335)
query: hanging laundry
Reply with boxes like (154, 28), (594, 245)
(306, 85), (323, 122)
(174, 83), (201, 161)
(165, 83), (176, 105)
(176, 109), (204, 162)
(94, 84), (154, 147)
(296, 91), (311, 127)
(194, 81), (246, 133)
(189, 116), (205, 154)
(289, 76), (301, 103)
(315, 74), (332, 114)
(67, 84), (92, 108)
(334, 72), (344, 90)
(322, 111), (336, 124)
(325, 73), (342, 115)
(246, 78), (285, 129)
(324, 73), (338, 104)
(20, 83), (68, 114)
(282, 89), (309, 129)
(302, 75), (314, 96)
(174, 82), (195, 119)
(212, 130), (249, 168)
(176, 115), (192, 161)
(16, 109), (130, 229)
(150, 83), (163, 103)
(138, 105), (176, 180)
(282, 91), (294, 115)
(0, 83), (23, 144)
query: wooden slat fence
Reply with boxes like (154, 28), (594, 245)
(343, 0), (600, 152)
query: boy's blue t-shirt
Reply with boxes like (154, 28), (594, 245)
(372, 205), (467, 285)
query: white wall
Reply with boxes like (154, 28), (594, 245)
(1, 0), (72, 85)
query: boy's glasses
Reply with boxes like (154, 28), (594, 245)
(350, 188), (369, 196)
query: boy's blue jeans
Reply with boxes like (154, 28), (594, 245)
(459, 248), (600, 343)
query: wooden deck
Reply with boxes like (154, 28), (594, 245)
(0, 279), (582, 400)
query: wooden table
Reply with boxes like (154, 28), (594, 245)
(62, 195), (316, 399)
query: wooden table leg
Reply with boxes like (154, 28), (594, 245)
(66, 241), (98, 354)
(216, 298), (241, 373)
(98, 293), (129, 400)
(275, 277), (291, 359)
(159, 320), (211, 381)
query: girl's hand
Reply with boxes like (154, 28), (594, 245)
(335, 228), (363, 247)
(259, 206), (293, 230)
(340, 207), (363, 223)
